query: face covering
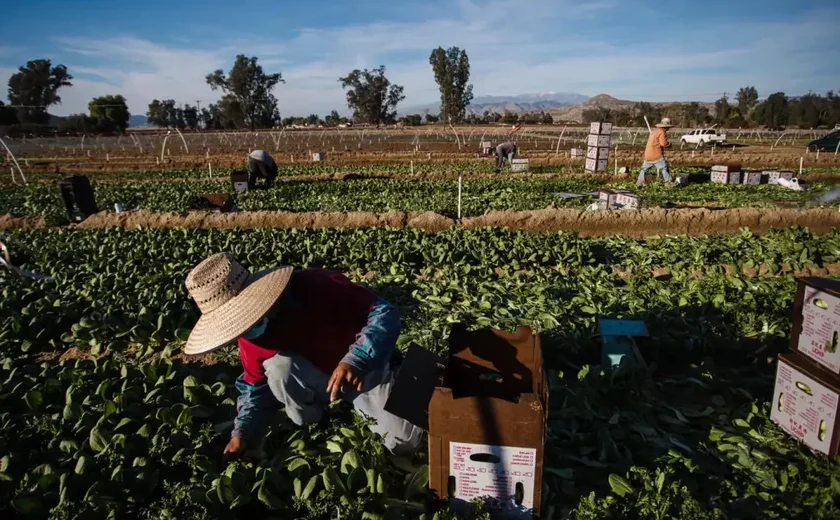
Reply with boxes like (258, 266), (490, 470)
(242, 317), (269, 340)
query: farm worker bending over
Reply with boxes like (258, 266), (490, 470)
(247, 150), (278, 189)
(183, 253), (422, 457)
(637, 118), (673, 185)
(491, 141), (517, 172)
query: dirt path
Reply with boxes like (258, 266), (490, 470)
(2, 207), (837, 237)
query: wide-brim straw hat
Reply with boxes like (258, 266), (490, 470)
(184, 253), (293, 355)
(655, 118), (674, 128)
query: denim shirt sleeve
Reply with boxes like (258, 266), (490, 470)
(232, 374), (276, 440)
(341, 298), (400, 373)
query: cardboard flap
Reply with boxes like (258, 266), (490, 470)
(384, 343), (444, 431)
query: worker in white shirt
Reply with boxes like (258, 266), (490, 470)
(247, 150), (278, 189)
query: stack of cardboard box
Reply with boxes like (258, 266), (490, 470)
(586, 122), (612, 173)
(771, 277), (840, 459)
(763, 170), (795, 185)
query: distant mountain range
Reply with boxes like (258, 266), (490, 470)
(399, 92), (589, 117)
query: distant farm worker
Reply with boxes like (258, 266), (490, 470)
(637, 118), (673, 185)
(490, 141), (518, 172)
(247, 150), (278, 189)
(183, 253), (422, 457)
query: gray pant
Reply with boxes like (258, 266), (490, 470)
(263, 353), (423, 455)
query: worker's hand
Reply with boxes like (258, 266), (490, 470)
(327, 362), (363, 402)
(223, 436), (247, 457)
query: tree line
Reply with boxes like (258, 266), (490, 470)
(582, 87), (840, 129)
(3, 55), (838, 133)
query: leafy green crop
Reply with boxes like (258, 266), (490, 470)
(1, 225), (840, 519)
(2, 176), (835, 224)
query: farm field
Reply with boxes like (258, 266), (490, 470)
(2, 226), (840, 519)
(2, 126), (840, 519)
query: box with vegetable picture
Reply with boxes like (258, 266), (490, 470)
(790, 277), (840, 375)
(770, 352), (840, 458)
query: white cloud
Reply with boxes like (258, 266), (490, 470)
(0, 3), (837, 116)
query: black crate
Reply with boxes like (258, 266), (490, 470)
(58, 176), (98, 223)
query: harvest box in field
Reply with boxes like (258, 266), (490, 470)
(711, 170), (741, 184)
(510, 159), (530, 172)
(231, 170), (249, 193)
(586, 146), (610, 160)
(742, 171), (762, 185)
(311, 152), (325, 161)
(385, 324), (548, 518)
(598, 189), (638, 210)
(587, 134), (611, 148)
(791, 277), (840, 375)
(764, 170), (795, 185)
(771, 353), (840, 458)
(570, 148), (585, 158)
(589, 122), (613, 135)
(585, 158), (609, 173)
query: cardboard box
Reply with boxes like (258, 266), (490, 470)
(481, 141), (493, 154)
(586, 146), (610, 160)
(511, 159), (530, 172)
(614, 192), (639, 209)
(231, 170), (249, 193)
(589, 122), (613, 135)
(586, 158), (609, 172)
(385, 325), (548, 518)
(570, 148), (585, 158)
(765, 170), (794, 185)
(711, 170), (741, 184)
(771, 353), (840, 458)
(312, 152), (325, 161)
(791, 277), (840, 375)
(587, 134), (612, 148)
(711, 164), (742, 172)
(742, 171), (762, 185)
(599, 319), (648, 367)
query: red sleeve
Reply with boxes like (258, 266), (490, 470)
(238, 339), (271, 385)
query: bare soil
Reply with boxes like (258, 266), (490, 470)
(3, 207), (836, 237)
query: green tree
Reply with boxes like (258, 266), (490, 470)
(0, 101), (18, 126)
(200, 103), (223, 129)
(429, 46), (473, 123)
(181, 104), (199, 130)
(425, 113), (439, 123)
(736, 86), (759, 122)
(541, 111), (554, 124)
(206, 55), (283, 129)
(501, 111), (518, 125)
(754, 92), (789, 128)
(324, 110), (348, 127)
(400, 114), (423, 126)
(58, 113), (98, 133)
(146, 99), (175, 128)
(306, 114), (321, 126)
(7, 59), (73, 124)
(714, 94), (731, 125)
(631, 102), (662, 127)
(339, 66), (404, 126)
(88, 95), (130, 132)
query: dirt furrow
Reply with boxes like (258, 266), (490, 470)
(2, 207), (837, 237)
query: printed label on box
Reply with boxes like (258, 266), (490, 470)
(587, 135), (612, 147)
(449, 442), (536, 519)
(585, 158), (597, 171)
(596, 159), (609, 171)
(771, 359), (838, 455)
(797, 288), (840, 373)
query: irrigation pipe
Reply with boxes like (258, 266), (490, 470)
(0, 137), (26, 185)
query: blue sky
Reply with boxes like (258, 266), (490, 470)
(1, 0), (838, 117)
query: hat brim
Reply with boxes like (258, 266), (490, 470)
(655, 123), (673, 128)
(183, 265), (293, 356)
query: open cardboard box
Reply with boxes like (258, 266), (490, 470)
(385, 324), (548, 519)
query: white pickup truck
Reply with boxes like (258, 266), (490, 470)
(679, 128), (727, 146)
